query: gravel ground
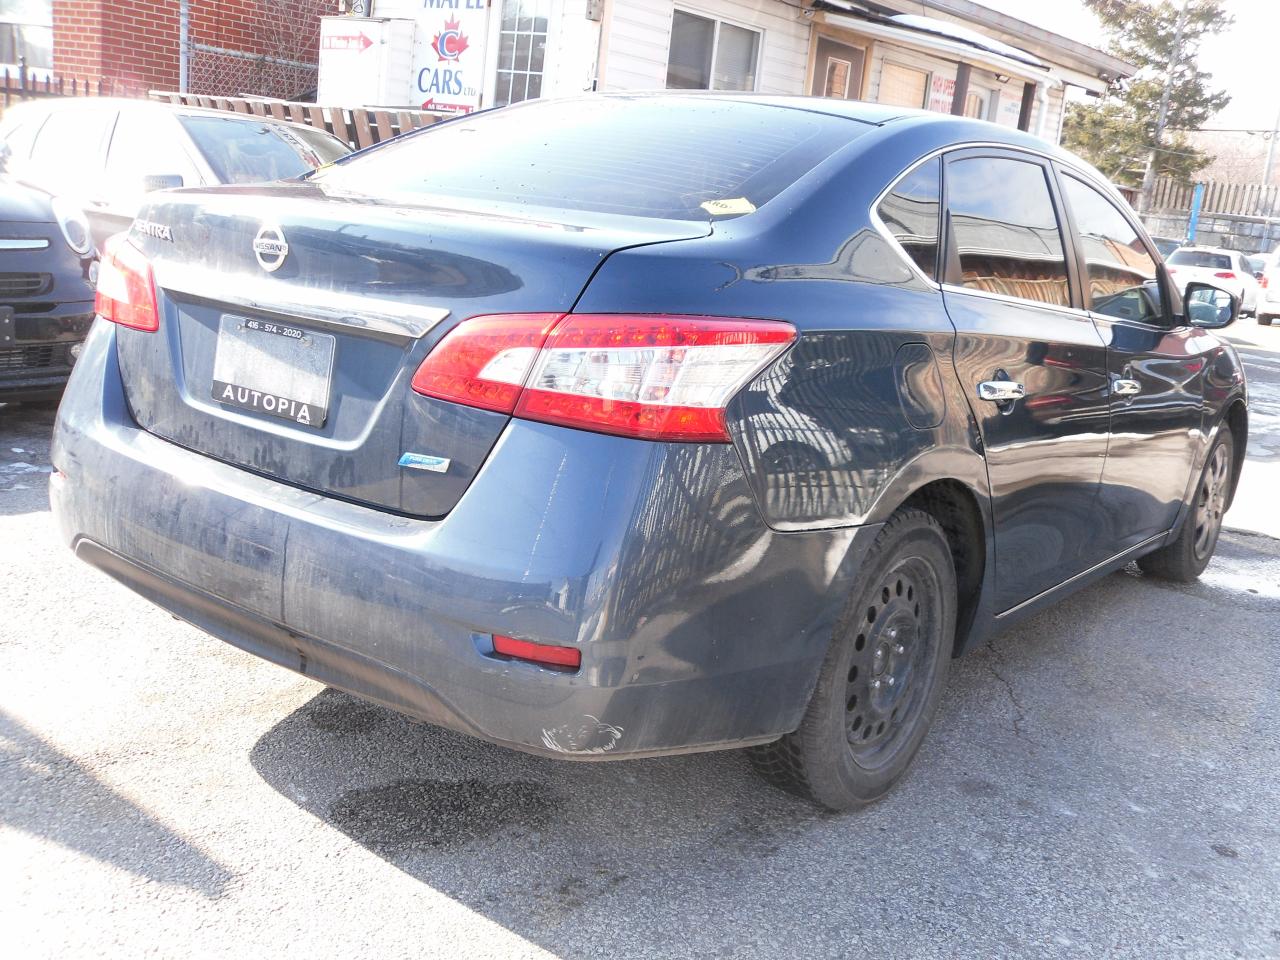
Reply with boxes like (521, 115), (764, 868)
(1, 326), (1278, 959)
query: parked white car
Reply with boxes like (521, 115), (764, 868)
(1256, 245), (1280, 326)
(1165, 246), (1260, 316)
(0, 98), (350, 250)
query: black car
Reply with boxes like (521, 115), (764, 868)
(1, 177), (96, 400)
(51, 95), (1248, 810)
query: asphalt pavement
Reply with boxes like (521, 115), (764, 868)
(1, 325), (1278, 959)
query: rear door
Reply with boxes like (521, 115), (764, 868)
(1056, 169), (1203, 549)
(941, 148), (1112, 612)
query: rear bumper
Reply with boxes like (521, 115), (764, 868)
(51, 322), (880, 758)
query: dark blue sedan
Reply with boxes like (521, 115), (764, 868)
(50, 95), (1247, 809)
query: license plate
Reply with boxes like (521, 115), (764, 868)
(211, 315), (335, 428)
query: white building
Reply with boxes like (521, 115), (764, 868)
(329, 0), (1134, 145)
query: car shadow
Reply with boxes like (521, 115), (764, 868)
(0, 708), (235, 898)
(245, 559), (1250, 958)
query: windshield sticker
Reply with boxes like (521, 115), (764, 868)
(700, 197), (757, 217)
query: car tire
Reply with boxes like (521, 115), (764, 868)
(747, 508), (956, 810)
(1137, 428), (1233, 582)
(1259, 315), (1274, 326)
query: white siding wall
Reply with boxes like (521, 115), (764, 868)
(602, 0), (811, 94)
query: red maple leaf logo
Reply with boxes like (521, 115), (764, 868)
(432, 18), (469, 62)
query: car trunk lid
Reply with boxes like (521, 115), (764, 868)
(115, 181), (709, 517)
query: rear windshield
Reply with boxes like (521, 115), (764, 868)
(1167, 249), (1232, 270)
(179, 116), (350, 185)
(312, 96), (864, 221)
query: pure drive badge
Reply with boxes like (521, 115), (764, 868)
(398, 452), (451, 473)
(252, 223), (289, 272)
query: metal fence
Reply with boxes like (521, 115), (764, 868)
(1, 60), (130, 117)
(185, 43), (318, 102)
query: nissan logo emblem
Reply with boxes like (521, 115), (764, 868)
(252, 224), (289, 272)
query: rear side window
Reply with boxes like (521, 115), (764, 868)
(179, 116), (342, 184)
(877, 157), (940, 278)
(29, 107), (115, 180)
(313, 97), (865, 221)
(1167, 249), (1231, 270)
(946, 156), (1070, 308)
(1060, 174), (1165, 323)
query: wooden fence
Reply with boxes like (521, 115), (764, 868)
(1149, 176), (1280, 218)
(148, 91), (444, 151)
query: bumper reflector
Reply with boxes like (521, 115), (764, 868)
(492, 634), (582, 670)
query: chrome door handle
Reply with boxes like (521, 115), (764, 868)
(1112, 378), (1141, 397)
(977, 380), (1026, 402)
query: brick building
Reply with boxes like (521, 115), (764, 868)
(3, 0), (328, 98)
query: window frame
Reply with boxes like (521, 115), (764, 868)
(871, 153), (944, 286)
(939, 146), (1084, 314)
(878, 59), (930, 109)
(666, 6), (764, 93)
(1053, 165), (1173, 329)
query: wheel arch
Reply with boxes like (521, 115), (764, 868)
(1225, 396), (1248, 509)
(897, 477), (992, 658)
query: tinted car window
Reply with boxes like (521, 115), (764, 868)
(179, 116), (345, 184)
(878, 157), (940, 278)
(1061, 174), (1164, 323)
(1167, 249), (1232, 270)
(946, 156), (1070, 307)
(314, 97), (865, 221)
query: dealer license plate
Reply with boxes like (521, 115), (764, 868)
(211, 315), (335, 428)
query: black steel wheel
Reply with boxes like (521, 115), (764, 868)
(748, 507), (956, 810)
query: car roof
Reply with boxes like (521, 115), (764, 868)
(1170, 246), (1238, 256)
(6, 96), (327, 136)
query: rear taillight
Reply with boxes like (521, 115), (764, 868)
(413, 314), (796, 442)
(1213, 271), (1236, 280)
(1263, 275), (1270, 289)
(409, 313), (564, 413)
(1167, 267), (1177, 274)
(95, 233), (159, 332)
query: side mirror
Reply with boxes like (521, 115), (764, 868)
(1184, 281), (1239, 329)
(141, 174), (184, 192)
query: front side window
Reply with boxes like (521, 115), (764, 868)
(666, 10), (760, 91)
(1061, 174), (1165, 323)
(877, 157), (940, 279)
(0, 0), (51, 69)
(946, 155), (1071, 308)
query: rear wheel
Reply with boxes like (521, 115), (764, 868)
(748, 508), (955, 810)
(1137, 428), (1233, 582)
(1259, 315), (1274, 327)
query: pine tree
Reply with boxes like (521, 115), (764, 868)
(1061, 0), (1232, 195)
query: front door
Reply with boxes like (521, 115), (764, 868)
(1056, 170), (1204, 550)
(810, 38), (865, 100)
(941, 150), (1112, 612)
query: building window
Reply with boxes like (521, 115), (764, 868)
(666, 10), (760, 92)
(495, 0), (551, 108)
(878, 62), (928, 108)
(0, 0), (52, 70)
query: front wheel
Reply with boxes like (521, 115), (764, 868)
(1259, 315), (1274, 327)
(1137, 428), (1233, 582)
(748, 508), (956, 810)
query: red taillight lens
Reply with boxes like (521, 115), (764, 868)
(413, 313), (796, 442)
(1167, 267), (1177, 274)
(410, 313), (564, 413)
(492, 634), (581, 670)
(1263, 275), (1270, 289)
(95, 233), (159, 332)
(1213, 271), (1236, 279)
